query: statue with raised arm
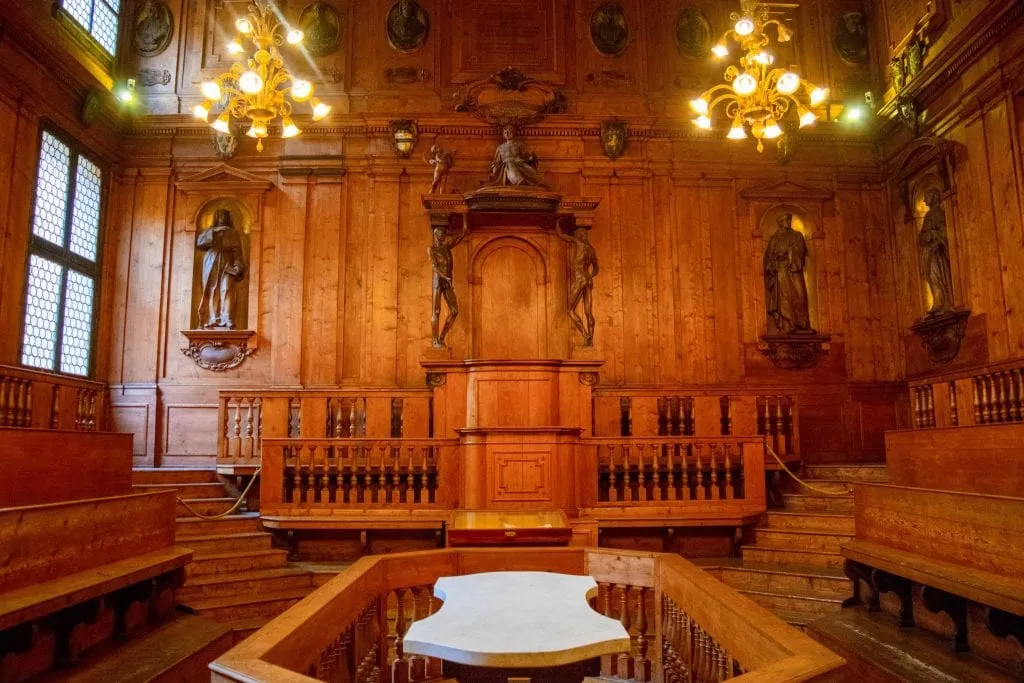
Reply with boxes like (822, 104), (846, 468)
(430, 215), (470, 348)
(764, 212), (813, 334)
(919, 188), (954, 315)
(196, 208), (246, 329)
(424, 144), (455, 194)
(489, 125), (541, 187)
(556, 225), (599, 346)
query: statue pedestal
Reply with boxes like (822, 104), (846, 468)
(463, 186), (563, 213)
(758, 332), (831, 370)
(910, 309), (970, 364)
(181, 329), (255, 371)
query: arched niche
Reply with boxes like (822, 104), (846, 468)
(759, 204), (820, 334)
(470, 236), (549, 359)
(190, 197), (253, 331)
(909, 172), (953, 315)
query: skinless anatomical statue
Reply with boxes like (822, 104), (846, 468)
(556, 224), (600, 346)
(196, 208), (246, 329)
(424, 144), (455, 194)
(430, 215), (470, 348)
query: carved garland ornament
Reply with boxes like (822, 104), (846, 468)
(181, 330), (255, 372)
(453, 68), (567, 127)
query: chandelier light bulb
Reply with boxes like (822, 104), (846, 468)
(286, 29), (304, 45)
(753, 51), (774, 65)
(200, 81), (222, 100)
(239, 71), (264, 94)
(733, 73), (758, 96)
(694, 115), (712, 130)
(192, 101), (213, 121)
(291, 79), (313, 101)
(727, 121), (747, 139)
(735, 17), (755, 36)
(810, 87), (828, 106)
(311, 98), (332, 121)
(689, 97), (709, 114)
(235, 18), (253, 33)
(211, 112), (231, 134)
(227, 39), (244, 55)
(282, 117), (301, 138)
(247, 121), (268, 138)
(712, 43), (729, 58)
(776, 72), (800, 95)
(776, 23), (794, 42)
(763, 119), (783, 139)
(799, 108), (817, 127)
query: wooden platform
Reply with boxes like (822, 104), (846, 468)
(447, 510), (571, 546)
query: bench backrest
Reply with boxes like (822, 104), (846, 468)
(854, 483), (1024, 578)
(0, 428), (132, 506)
(0, 490), (176, 593)
(884, 423), (1024, 497)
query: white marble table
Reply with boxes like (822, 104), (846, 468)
(403, 571), (631, 668)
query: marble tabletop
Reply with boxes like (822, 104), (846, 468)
(402, 571), (631, 668)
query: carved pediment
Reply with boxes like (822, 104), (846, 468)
(453, 68), (567, 127)
(175, 164), (274, 194)
(738, 179), (835, 217)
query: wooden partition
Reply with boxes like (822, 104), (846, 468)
(210, 548), (843, 683)
(0, 365), (106, 432)
(908, 360), (1024, 430)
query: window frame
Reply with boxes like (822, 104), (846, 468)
(20, 123), (107, 379)
(52, 0), (122, 64)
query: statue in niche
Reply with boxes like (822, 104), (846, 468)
(764, 213), (814, 334)
(590, 3), (629, 56)
(918, 189), (954, 315)
(196, 208), (246, 329)
(430, 216), (470, 348)
(489, 125), (541, 187)
(556, 225), (600, 347)
(386, 0), (429, 52)
(132, 0), (174, 57)
(833, 11), (868, 66)
(424, 144), (455, 194)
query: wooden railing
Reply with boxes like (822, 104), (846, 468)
(218, 389), (434, 468)
(210, 548), (844, 682)
(261, 438), (461, 515)
(909, 360), (1024, 429)
(0, 364), (105, 431)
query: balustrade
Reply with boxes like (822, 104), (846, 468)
(662, 596), (743, 681)
(0, 365), (105, 431)
(908, 361), (1024, 430)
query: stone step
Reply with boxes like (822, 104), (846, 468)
(739, 589), (845, 616)
(186, 549), (290, 578)
(179, 567), (313, 602)
(753, 528), (854, 553)
(30, 613), (231, 683)
(741, 545), (845, 570)
(176, 497), (237, 517)
(791, 479), (854, 494)
(803, 463), (889, 483)
(176, 513), (261, 538)
(134, 482), (229, 500)
(808, 609), (1019, 682)
(132, 467), (221, 485)
(185, 588), (310, 622)
(719, 564), (852, 598)
(782, 493), (854, 514)
(764, 511), (855, 533)
(177, 532), (272, 556)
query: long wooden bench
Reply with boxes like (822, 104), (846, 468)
(841, 483), (1024, 654)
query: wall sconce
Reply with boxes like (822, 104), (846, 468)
(390, 119), (418, 158)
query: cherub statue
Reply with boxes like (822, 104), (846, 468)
(424, 144), (455, 194)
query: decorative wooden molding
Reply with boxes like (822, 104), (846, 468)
(452, 68), (567, 127)
(910, 309), (971, 364)
(464, 186), (564, 213)
(174, 164), (274, 194)
(886, 136), (956, 221)
(181, 330), (255, 372)
(738, 179), (835, 217)
(758, 333), (831, 370)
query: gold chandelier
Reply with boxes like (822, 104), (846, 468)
(192, 0), (331, 151)
(689, 0), (828, 152)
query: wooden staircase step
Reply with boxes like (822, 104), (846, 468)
(134, 482), (229, 499)
(176, 513), (261, 538)
(741, 545), (845, 570)
(30, 613), (231, 683)
(782, 493), (854, 514)
(808, 610), (1019, 682)
(179, 567), (313, 602)
(739, 588), (845, 615)
(186, 549), (290, 577)
(132, 467), (220, 485)
(185, 588), (310, 621)
(753, 528), (855, 553)
(803, 463), (889, 482)
(792, 479), (855, 494)
(764, 511), (855, 533)
(177, 532), (272, 556)
(176, 497), (236, 517)
(220, 616), (271, 644)
(719, 564), (852, 597)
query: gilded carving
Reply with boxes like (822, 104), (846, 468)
(590, 3), (629, 56)
(132, 0), (174, 57)
(675, 7), (711, 60)
(386, 0), (429, 52)
(300, 2), (342, 57)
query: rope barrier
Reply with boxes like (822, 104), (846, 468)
(762, 441), (851, 496)
(176, 467), (262, 520)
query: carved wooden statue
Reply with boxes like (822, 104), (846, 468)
(489, 125), (541, 186)
(424, 144), (454, 194)
(557, 226), (600, 346)
(919, 189), (954, 315)
(196, 208), (246, 329)
(764, 213), (813, 334)
(430, 215), (470, 348)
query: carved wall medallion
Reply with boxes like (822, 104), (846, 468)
(758, 333), (831, 370)
(137, 69), (172, 87)
(300, 2), (342, 57)
(833, 11), (869, 65)
(181, 330), (255, 372)
(80, 88), (103, 127)
(426, 371), (446, 387)
(675, 7), (711, 60)
(897, 95), (920, 135)
(386, 0), (429, 52)
(600, 119), (627, 160)
(389, 119), (419, 158)
(132, 0), (174, 57)
(910, 309), (970, 364)
(590, 3), (629, 56)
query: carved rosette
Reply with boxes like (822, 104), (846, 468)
(910, 309), (970, 364)
(578, 371), (599, 386)
(181, 330), (255, 371)
(758, 333), (831, 370)
(425, 372), (446, 387)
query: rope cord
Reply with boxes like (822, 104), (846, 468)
(762, 441), (851, 496)
(176, 467), (262, 520)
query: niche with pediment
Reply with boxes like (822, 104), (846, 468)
(190, 198), (252, 331)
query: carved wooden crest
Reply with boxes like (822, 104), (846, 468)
(453, 68), (567, 127)
(600, 119), (627, 160)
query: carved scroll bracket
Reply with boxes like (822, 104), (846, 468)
(181, 330), (255, 372)
(910, 308), (970, 364)
(758, 333), (832, 370)
(452, 68), (566, 127)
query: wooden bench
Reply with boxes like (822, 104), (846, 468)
(841, 483), (1024, 653)
(260, 510), (451, 557)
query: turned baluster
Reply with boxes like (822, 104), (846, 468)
(622, 446), (633, 503)
(617, 584), (634, 679)
(651, 443), (662, 502)
(232, 399), (243, 458)
(666, 443), (676, 501)
(634, 586), (651, 681)
(724, 446), (734, 500)
(407, 586), (428, 681)
(925, 386), (936, 428)
(912, 387), (922, 429)
(973, 378), (984, 424)
(424, 446), (436, 504)
(243, 399), (255, 458)
(608, 445), (619, 503)
(681, 445), (690, 501)
(993, 372), (1006, 422)
(637, 444), (647, 502)
(709, 446), (720, 501)
(1011, 369), (1023, 422)
(695, 444), (706, 501)
(949, 381), (959, 426)
(348, 400), (357, 437)
(600, 583), (616, 677)
(392, 589), (409, 683)
(0, 377), (9, 426)
(983, 375), (995, 423)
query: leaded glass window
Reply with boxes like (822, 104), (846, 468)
(61, 0), (121, 55)
(21, 129), (104, 377)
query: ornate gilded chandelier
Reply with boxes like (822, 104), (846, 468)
(192, 0), (331, 151)
(689, 0), (828, 152)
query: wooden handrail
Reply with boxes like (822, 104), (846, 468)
(0, 364), (106, 431)
(907, 361), (1024, 430)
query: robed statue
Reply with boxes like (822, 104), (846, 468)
(196, 208), (246, 329)
(556, 226), (600, 346)
(764, 213), (813, 334)
(430, 215), (470, 348)
(489, 125), (541, 187)
(919, 189), (954, 315)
